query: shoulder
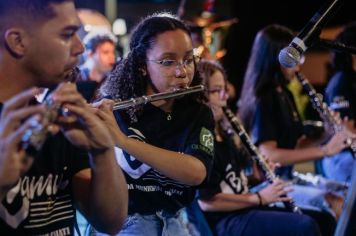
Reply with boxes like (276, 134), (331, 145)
(326, 71), (349, 91)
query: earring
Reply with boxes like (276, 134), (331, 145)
(140, 68), (147, 76)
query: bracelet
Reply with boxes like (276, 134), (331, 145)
(256, 192), (263, 206)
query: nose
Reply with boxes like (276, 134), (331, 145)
(175, 63), (187, 79)
(72, 33), (85, 56)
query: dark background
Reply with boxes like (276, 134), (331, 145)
(75, 0), (356, 98)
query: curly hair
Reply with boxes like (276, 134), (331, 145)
(100, 12), (201, 121)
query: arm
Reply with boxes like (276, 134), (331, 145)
(198, 192), (260, 212)
(199, 179), (291, 212)
(72, 149), (128, 234)
(117, 138), (207, 186)
(95, 100), (209, 186)
(259, 130), (350, 166)
(0, 88), (44, 201)
(53, 83), (128, 234)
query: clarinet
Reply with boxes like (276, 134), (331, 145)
(222, 107), (303, 214)
(295, 72), (356, 157)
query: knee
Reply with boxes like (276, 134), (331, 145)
(294, 215), (320, 236)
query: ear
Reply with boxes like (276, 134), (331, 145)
(4, 28), (27, 58)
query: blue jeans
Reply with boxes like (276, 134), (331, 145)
(87, 209), (192, 236)
(322, 150), (355, 183)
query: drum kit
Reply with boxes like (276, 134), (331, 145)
(177, 0), (238, 60)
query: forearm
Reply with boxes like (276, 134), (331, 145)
(198, 192), (259, 212)
(118, 136), (206, 186)
(260, 146), (324, 166)
(75, 148), (128, 234)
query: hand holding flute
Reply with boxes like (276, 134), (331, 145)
(21, 85), (204, 153)
(0, 88), (44, 199)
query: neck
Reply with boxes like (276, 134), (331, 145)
(0, 54), (34, 102)
(83, 61), (105, 82)
(89, 68), (105, 82)
(146, 84), (174, 112)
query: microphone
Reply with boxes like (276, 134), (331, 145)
(278, 0), (344, 68)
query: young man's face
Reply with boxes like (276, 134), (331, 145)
(24, 1), (84, 87)
(93, 41), (116, 76)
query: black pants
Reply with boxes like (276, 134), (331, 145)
(215, 207), (321, 236)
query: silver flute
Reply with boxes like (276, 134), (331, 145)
(21, 67), (82, 155)
(112, 85), (204, 110)
(295, 72), (356, 157)
(22, 84), (205, 153)
(222, 107), (303, 214)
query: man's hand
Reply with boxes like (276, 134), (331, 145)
(0, 88), (44, 196)
(52, 83), (114, 152)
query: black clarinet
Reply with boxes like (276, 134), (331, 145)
(295, 72), (356, 158)
(222, 107), (303, 214)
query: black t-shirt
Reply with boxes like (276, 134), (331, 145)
(0, 103), (90, 236)
(198, 135), (250, 225)
(325, 71), (356, 125)
(114, 100), (214, 215)
(251, 88), (303, 179)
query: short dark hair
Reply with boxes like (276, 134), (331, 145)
(0, 0), (72, 19)
(0, 0), (73, 46)
(84, 35), (116, 53)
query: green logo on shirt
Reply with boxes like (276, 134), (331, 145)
(199, 127), (213, 153)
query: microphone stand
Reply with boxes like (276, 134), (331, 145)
(318, 38), (356, 55)
(334, 161), (356, 236)
(316, 34), (356, 236)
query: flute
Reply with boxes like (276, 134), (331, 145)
(22, 67), (82, 155)
(295, 72), (356, 158)
(222, 107), (303, 214)
(22, 85), (205, 154)
(112, 85), (204, 110)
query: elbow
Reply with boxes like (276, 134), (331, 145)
(97, 225), (121, 235)
(197, 199), (215, 212)
(94, 213), (127, 235)
(188, 164), (207, 186)
(93, 206), (128, 235)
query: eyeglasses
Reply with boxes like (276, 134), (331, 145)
(208, 88), (228, 98)
(147, 55), (200, 69)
